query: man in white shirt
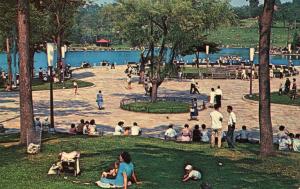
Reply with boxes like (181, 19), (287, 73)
(131, 122), (142, 136)
(215, 86), (222, 108)
(113, 121), (124, 136)
(210, 104), (223, 148)
(226, 106), (236, 148)
(164, 124), (177, 140)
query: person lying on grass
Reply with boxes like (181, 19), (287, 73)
(182, 164), (201, 182)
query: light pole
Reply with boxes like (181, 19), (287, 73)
(205, 45), (209, 67)
(288, 43), (292, 67)
(61, 45), (67, 89)
(249, 48), (255, 97)
(47, 43), (55, 133)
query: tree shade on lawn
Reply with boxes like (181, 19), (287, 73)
(0, 134), (299, 189)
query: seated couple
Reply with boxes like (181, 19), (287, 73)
(113, 122), (142, 136)
(96, 152), (142, 188)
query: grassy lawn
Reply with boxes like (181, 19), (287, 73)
(121, 101), (190, 113)
(208, 19), (300, 47)
(0, 79), (94, 92)
(182, 67), (209, 74)
(0, 134), (299, 189)
(245, 91), (300, 106)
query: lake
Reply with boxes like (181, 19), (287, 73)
(0, 48), (299, 73)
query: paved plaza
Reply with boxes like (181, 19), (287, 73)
(0, 65), (299, 136)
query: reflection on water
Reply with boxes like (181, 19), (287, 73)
(0, 48), (299, 72)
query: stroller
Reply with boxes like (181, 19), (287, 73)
(48, 151), (80, 176)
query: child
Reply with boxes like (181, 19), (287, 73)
(124, 127), (131, 136)
(201, 124), (209, 143)
(182, 164), (201, 182)
(236, 125), (249, 143)
(83, 121), (90, 135)
(101, 161), (120, 179)
(69, 124), (77, 135)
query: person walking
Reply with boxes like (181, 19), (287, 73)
(190, 78), (196, 94)
(73, 81), (78, 95)
(215, 86), (222, 108)
(226, 106), (236, 149)
(284, 78), (291, 94)
(210, 104), (223, 148)
(96, 90), (104, 110)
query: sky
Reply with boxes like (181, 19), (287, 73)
(94, 0), (293, 7)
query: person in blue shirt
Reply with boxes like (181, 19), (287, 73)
(97, 151), (141, 189)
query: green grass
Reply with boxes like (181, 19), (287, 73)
(121, 101), (190, 113)
(208, 19), (300, 47)
(0, 134), (299, 189)
(0, 79), (94, 92)
(182, 67), (209, 74)
(245, 91), (300, 106)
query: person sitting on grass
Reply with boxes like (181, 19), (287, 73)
(42, 117), (50, 133)
(201, 124), (209, 143)
(88, 119), (98, 136)
(182, 164), (202, 182)
(76, 119), (85, 135)
(192, 125), (201, 142)
(277, 125), (289, 144)
(293, 134), (300, 152)
(124, 127), (131, 136)
(278, 134), (293, 151)
(131, 122), (142, 136)
(164, 124), (177, 141)
(114, 121), (124, 136)
(83, 121), (90, 135)
(96, 151), (141, 189)
(181, 124), (192, 142)
(69, 124), (77, 135)
(101, 161), (120, 179)
(236, 125), (249, 143)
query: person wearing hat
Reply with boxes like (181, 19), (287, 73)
(182, 164), (201, 182)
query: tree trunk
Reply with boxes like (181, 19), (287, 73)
(6, 38), (13, 90)
(151, 80), (158, 102)
(258, 0), (275, 157)
(57, 33), (62, 68)
(18, 0), (34, 145)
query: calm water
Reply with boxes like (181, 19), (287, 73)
(0, 48), (299, 72)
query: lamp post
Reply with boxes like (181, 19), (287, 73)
(61, 45), (67, 89)
(288, 43), (292, 67)
(47, 43), (55, 133)
(205, 45), (209, 67)
(249, 48), (255, 97)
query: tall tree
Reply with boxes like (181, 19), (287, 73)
(0, 0), (17, 90)
(17, 0), (34, 144)
(258, 0), (275, 157)
(105, 0), (235, 101)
